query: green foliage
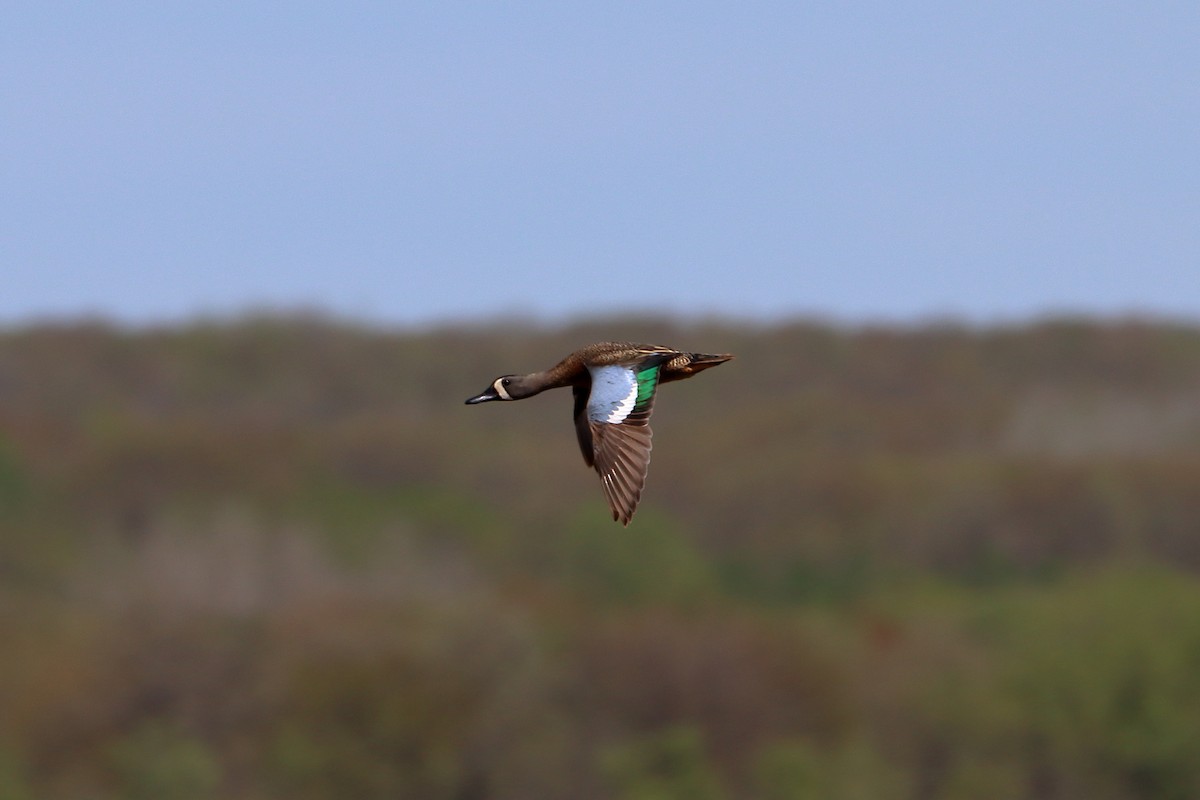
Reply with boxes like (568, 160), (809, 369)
(865, 569), (1200, 800)
(551, 507), (715, 604)
(753, 738), (905, 800)
(0, 436), (27, 511)
(0, 748), (34, 800)
(267, 656), (471, 799)
(996, 570), (1200, 800)
(932, 756), (1025, 800)
(717, 553), (879, 606)
(601, 726), (726, 800)
(261, 596), (566, 800)
(106, 721), (221, 800)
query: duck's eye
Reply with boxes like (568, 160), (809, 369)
(501, 378), (512, 387)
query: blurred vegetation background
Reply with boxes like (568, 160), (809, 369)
(3, 315), (1200, 799)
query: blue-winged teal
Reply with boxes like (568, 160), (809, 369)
(465, 342), (733, 525)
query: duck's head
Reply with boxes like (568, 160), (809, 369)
(465, 375), (534, 404)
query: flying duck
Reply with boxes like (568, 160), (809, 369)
(465, 342), (733, 525)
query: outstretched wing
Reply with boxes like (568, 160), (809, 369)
(582, 358), (668, 525)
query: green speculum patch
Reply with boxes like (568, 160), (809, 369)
(634, 366), (660, 409)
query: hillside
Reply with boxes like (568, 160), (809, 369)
(2, 316), (1200, 799)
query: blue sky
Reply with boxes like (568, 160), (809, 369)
(4, 3), (1197, 325)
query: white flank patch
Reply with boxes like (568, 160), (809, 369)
(587, 365), (638, 424)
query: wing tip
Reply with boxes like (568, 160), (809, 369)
(590, 419), (653, 525)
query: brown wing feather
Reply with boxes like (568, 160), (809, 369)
(589, 375), (661, 525)
(581, 355), (670, 525)
(590, 422), (654, 525)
